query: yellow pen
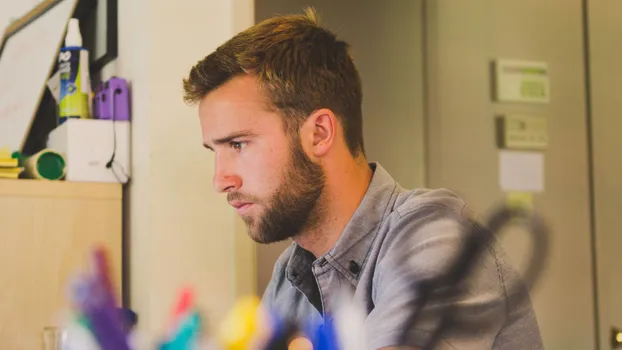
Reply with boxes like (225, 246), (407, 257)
(217, 296), (272, 350)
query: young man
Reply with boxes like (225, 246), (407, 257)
(183, 9), (543, 350)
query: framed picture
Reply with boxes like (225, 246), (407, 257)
(0, 0), (80, 153)
(74, 0), (118, 74)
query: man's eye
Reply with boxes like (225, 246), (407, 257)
(230, 141), (247, 151)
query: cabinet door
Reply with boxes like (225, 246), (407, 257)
(425, 1), (595, 349)
(588, 2), (622, 349)
(0, 180), (122, 349)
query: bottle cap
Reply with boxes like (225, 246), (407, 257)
(65, 18), (82, 47)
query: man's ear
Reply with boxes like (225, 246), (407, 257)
(300, 108), (337, 158)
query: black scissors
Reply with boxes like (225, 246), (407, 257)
(399, 204), (551, 349)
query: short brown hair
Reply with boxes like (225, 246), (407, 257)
(183, 8), (364, 156)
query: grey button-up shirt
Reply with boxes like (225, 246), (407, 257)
(262, 163), (544, 349)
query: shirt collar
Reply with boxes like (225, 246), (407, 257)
(286, 162), (399, 286)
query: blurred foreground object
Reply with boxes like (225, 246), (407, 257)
(42, 326), (65, 350)
(65, 246), (132, 350)
(612, 327), (622, 348)
(58, 202), (550, 350)
(400, 203), (550, 349)
(0, 147), (24, 179)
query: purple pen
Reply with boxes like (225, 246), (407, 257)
(79, 248), (132, 350)
(82, 304), (132, 350)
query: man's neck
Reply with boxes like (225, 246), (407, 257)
(294, 157), (373, 258)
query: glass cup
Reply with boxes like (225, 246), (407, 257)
(42, 326), (65, 350)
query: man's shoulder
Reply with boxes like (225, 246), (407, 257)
(377, 187), (474, 252)
(392, 187), (469, 220)
(368, 187), (544, 348)
(372, 185), (523, 314)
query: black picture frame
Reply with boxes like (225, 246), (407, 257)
(74, 0), (118, 75)
(1, 0), (119, 76)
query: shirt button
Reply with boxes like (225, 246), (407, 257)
(348, 260), (361, 275)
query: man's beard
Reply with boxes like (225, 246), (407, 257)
(233, 140), (325, 244)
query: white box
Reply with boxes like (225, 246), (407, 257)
(47, 119), (130, 183)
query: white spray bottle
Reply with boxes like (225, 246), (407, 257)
(58, 18), (91, 124)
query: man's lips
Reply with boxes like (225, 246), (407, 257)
(229, 200), (253, 213)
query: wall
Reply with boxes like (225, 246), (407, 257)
(425, 1), (595, 349)
(254, 0), (426, 295)
(0, 1), (42, 33)
(101, 0), (256, 339)
(588, 1), (622, 348)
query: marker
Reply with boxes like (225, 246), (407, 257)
(261, 310), (300, 350)
(165, 287), (196, 338)
(287, 335), (314, 350)
(159, 310), (202, 350)
(217, 296), (270, 350)
(77, 247), (131, 350)
(333, 295), (366, 350)
(308, 318), (340, 350)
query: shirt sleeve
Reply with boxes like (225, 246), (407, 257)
(364, 208), (539, 350)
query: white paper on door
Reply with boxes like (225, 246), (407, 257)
(499, 150), (544, 192)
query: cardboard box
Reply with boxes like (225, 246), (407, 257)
(47, 119), (130, 183)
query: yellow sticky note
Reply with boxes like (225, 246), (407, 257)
(507, 192), (533, 209)
(0, 146), (11, 159)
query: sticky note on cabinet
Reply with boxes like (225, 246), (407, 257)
(507, 192), (533, 209)
(496, 114), (548, 151)
(499, 150), (544, 192)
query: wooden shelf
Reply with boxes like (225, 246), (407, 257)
(0, 178), (122, 199)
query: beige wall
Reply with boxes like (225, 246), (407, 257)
(254, 0), (426, 296)
(425, 1), (595, 348)
(588, 1), (622, 348)
(0, 1), (41, 32)
(101, 0), (256, 338)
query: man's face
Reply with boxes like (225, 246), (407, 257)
(198, 75), (325, 243)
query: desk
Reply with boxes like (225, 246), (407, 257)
(0, 179), (122, 349)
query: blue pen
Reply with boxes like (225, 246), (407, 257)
(309, 317), (341, 350)
(262, 309), (300, 350)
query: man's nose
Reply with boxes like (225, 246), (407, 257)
(213, 156), (241, 193)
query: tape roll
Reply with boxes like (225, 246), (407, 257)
(23, 149), (66, 180)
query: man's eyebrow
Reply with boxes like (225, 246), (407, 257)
(203, 130), (258, 150)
